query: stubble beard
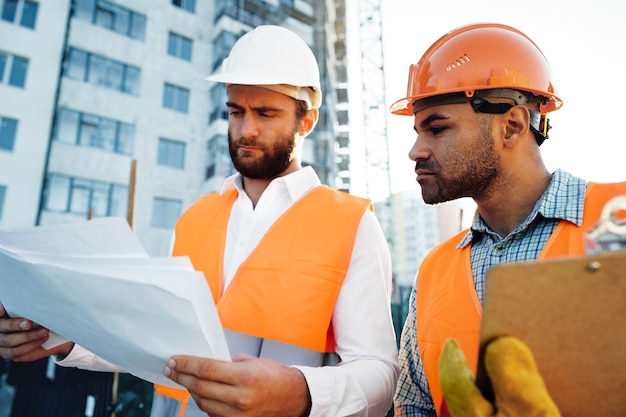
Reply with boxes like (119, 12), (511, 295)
(421, 121), (500, 204)
(228, 130), (297, 180)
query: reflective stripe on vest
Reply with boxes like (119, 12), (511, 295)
(152, 185), (371, 417)
(416, 181), (626, 414)
(223, 329), (340, 367)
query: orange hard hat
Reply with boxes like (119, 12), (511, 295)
(390, 23), (563, 116)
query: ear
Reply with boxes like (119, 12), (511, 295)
(299, 108), (319, 137)
(502, 106), (531, 148)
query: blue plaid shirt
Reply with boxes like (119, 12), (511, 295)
(393, 169), (587, 416)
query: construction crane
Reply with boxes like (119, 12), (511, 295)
(355, 0), (392, 205)
(353, 1), (405, 324)
(353, 0), (393, 241)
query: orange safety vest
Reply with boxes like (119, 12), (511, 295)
(415, 181), (626, 415)
(154, 185), (372, 416)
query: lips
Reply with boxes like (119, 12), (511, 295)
(239, 145), (258, 151)
(415, 168), (437, 181)
(414, 159), (438, 180)
(415, 169), (437, 186)
(415, 168), (434, 176)
(238, 143), (262, 153)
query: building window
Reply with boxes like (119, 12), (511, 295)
(206, 134), (233, 180)
(212, 30), (237, 71)
(209, 84), (227, 124)
(0, 0), (16, 22)
(8, 55), (28, 87)
(88, 55), (124, 90)
(54, 108), (134, 155)
(0, 185), (5, 220)
(64, 48), (140, 95)
(158, 138), (185, 169)
(163, 83), (189, 113)
(172, 0), (195, 13)
(19, 0), (36, 27)
(43, 174), (128, 218)
(152, 197), (181, 228)
(167, 32), (192, 61)
(90, 0), (146, 40)
(0, 52), (29, 88)
(0, 117), (18, 151)
(1, 0), (38, 29)
(73, 0), (145, 40)
(64, 49), (87, 79)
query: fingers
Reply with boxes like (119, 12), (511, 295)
(0, 313), (51, 362)
(0, 320), (46, 346)
(439, 338), (493, 417)
(0, 314), (33, 333)
(485, 336), (561, 417)
(164, 356), (249, 416)
(164, 356), (238, 397)
(164, 355), (311, 417)
(165, 356), (235, 385)
(0, 331), (49, 361)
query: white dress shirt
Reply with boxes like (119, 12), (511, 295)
(60, 166), (399, 416)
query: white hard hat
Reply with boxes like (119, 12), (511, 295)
(206, 25), (322, 109)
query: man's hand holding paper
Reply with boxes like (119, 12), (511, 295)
(0, 217), (230, 389)
(0, 304), (74, 362)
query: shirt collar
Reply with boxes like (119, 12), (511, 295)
(458, 169), (587, 248)
(220, 166), (321, 202)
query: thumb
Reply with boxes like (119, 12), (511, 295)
(439, 338), (494, 417)
(485, 336), (561, 417)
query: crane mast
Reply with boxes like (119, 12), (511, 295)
(356, 0), (393, 241)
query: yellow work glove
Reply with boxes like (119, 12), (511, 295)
(438, 336), (561, 417)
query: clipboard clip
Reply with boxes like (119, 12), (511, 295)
(584, 195), (626, 255)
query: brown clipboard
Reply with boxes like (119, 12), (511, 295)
(476, 249), (626, 417)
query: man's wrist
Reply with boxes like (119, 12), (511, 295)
(292, 367), (312, 417)
(53, 342), (75, 362)
(299, 390), (312, 417)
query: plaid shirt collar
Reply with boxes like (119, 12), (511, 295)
(458, 169), (587, 249)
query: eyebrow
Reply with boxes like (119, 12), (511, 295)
(226, 101), (283, 113)
(418, 113), (449, 129)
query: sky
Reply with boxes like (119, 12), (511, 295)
(348, 0), (626, 205)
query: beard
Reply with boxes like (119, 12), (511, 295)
(228, 128), (298, 180)
(419, 119), (500, 204)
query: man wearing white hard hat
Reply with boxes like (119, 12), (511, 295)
(156, 25), (400, 417)
(0, 25), (398, 417)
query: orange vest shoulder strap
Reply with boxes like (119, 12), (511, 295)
(172, 189), (238, 302)
(540, 181), (626, 258)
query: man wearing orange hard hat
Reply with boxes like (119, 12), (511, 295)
(390, 23), (626, 417)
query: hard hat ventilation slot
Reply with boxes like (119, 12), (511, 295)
(446, 54), (471, 72)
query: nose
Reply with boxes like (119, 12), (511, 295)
(408, 133), (429, 162)
(238, 114), (259, 139)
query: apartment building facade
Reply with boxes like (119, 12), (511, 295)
(0, 0), (350, 257)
